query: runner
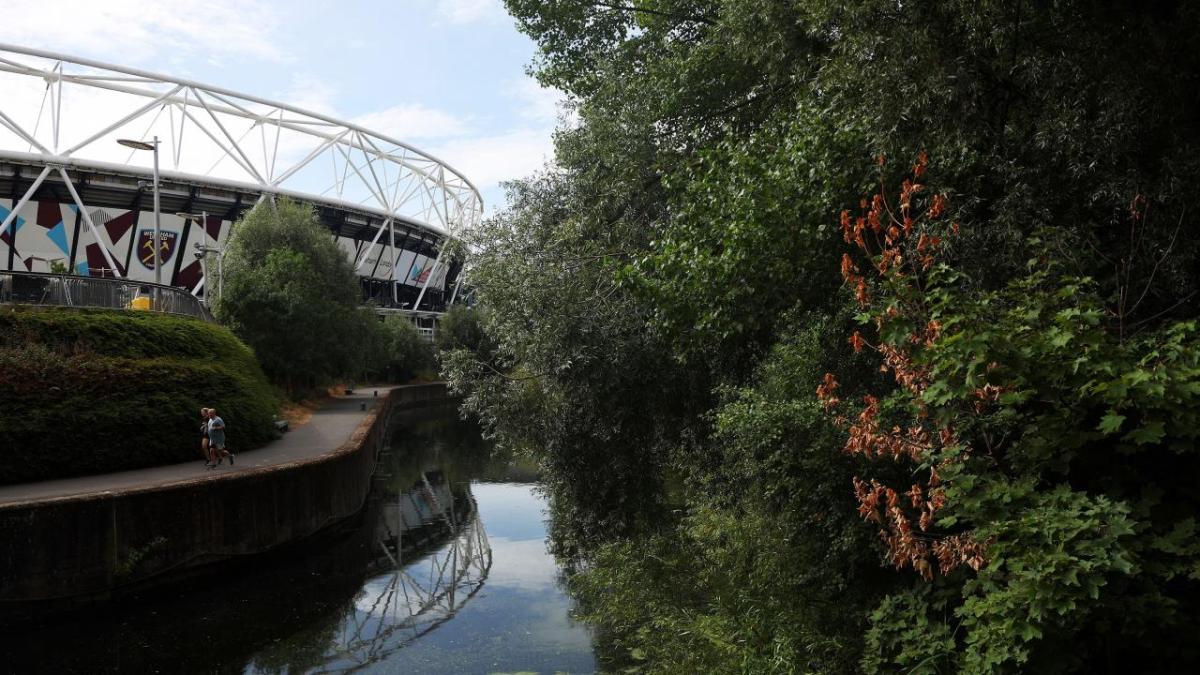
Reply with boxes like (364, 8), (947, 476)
(200, 407), (213, 467)
(207, 408), (233, 467)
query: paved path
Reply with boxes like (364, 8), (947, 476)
(0, 386), (397, 506)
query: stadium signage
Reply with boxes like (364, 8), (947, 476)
(136, 230), (178, 270)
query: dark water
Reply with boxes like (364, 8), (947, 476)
(4, 406), (598, 674)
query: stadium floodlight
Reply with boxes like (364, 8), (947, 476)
(117, 137), (163, 288)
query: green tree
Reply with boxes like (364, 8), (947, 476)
(373, 316), (435, 382)
(216, 198), (365, 393)
(569, 312), (891, 673)
(435, 304), (492, 355)
(509, 0), (1200, 351)
(447, 1), (1200, 670)
(441, 172), (706, 554)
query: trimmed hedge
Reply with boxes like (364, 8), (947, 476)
(0, 307), (278, 485)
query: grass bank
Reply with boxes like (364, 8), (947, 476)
(0, 306), (278, 485)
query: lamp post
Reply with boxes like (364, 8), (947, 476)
(193, 244), (208, 303)
(177, 211), (221, 305)
(117, 137), (163, 287)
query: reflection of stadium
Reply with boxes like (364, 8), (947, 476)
(0, 43), (481, 316)
(0, 414), (501, 674)
(317, 469), (493, 672)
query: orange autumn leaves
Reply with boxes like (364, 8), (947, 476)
(819, 152), (989, 580)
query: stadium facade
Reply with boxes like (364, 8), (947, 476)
(0, 44), (481, 314)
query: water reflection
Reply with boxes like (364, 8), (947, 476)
(291, 468), (495, 672)
(3, 404), (596, 674)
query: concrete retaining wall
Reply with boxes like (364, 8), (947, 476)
(0, 383), (451, 615)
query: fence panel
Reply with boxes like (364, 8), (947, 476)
(0, 272), (214, 322)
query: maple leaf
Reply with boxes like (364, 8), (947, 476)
(1097, 411), (1126, 434)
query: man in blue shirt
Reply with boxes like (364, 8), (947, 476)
(207, 408), (233, 467)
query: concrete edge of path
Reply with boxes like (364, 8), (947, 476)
(0, 394), (382, 511)
(0, 382), (456, 609)
(0, 383), (457, 509)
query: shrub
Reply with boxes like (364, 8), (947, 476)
(372, 316), (435, 382)
(569, 314), (886, 674)
(435, 304), (492, 355)
(823, 162), (1200, 672)
(0, 306), (277, 484)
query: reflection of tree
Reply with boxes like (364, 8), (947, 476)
(388, 402), (628, 671)
(246, 600), (352, 674)
(383, 405), (539, 487)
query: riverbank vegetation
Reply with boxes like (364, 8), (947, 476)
(442, 1), (1200, 672)
(0, 307), (278, 484)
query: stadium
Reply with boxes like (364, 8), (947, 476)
(0, 43), (480, 322)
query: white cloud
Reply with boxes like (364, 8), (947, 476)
(431, 127), (554, 193)
(435, 0), (506, 24)
(485, 536), (561, 591)
(352, 104), (471, 142)
(340, 77), (564, 210)
(0, 0), (288, 65)
(277, 74), (339, 117)
(423, 79), (566, 210)
(506, 78), (564, 124)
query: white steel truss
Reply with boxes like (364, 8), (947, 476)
(0, 43), (482, 239)
(317, 487), (492, 671)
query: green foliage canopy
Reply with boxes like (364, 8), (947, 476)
(443, 0), (1200, 671)
(216, 198), (369, 391)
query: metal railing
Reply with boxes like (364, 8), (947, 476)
(0, 271), (214, 322)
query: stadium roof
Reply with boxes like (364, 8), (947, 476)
(0, 42), (484, 240)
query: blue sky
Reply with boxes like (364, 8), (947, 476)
(0, 0), (559, 212)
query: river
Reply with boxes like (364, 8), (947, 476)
(5, 405), (598, 674)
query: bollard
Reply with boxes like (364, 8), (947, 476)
(374, 390), (378, 397)
(361, 402), (366, 411)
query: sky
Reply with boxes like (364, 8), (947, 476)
(0, 0), (561, 213)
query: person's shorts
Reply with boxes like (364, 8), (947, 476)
(210, 440), (226, 450)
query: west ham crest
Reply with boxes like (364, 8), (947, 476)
(137, 229), (177, 270)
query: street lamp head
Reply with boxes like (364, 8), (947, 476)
(176, 212), (204, 221)
(116, 138), (157, 151)
(116, 137), (163, 285)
